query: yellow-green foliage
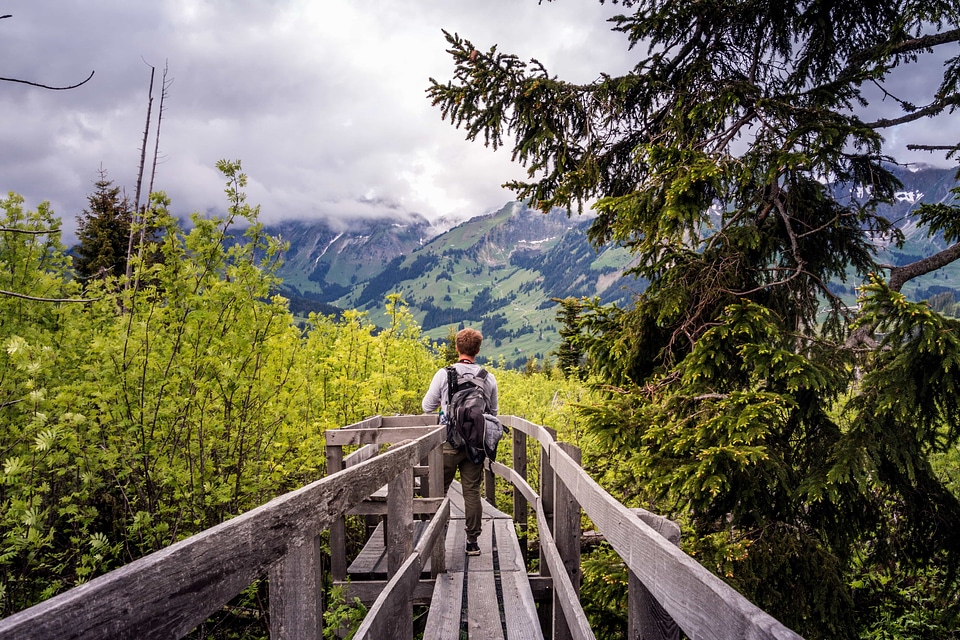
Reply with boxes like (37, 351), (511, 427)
(0, 168), (446, 616)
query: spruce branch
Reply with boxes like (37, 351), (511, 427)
(889, 242), (960, 292)
(0, 70), (94, 90)
(865, 95), (960, 129)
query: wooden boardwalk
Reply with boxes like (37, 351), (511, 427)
(347, 482), (543, 639)
(0, 414), (804, 640)
(425, 486), (543, 640)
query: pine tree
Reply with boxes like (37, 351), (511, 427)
(430, 2), (960, 636)
(73, 168), (132, 281)
(442, 325), (459, 364)
(553, 297), (585, 379)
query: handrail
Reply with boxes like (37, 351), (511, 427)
(488, 459), (595, 640)
(500, 416), (802, 640)
(0, 426), (444, 640)
(354, 497), (452, 639)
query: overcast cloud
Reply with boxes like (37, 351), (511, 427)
(1, 1), (955, 241)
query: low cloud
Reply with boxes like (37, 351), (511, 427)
(0, 1), (952, 243)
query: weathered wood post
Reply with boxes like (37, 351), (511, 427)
(269, 534), (323, 640)
(628, 510), (681, 640)
(553, 441), (582, 640)
(325, 444), (347, 582)
(386, 448), (415, 578)
(513, 427), (528, 566)
(538, 426), (558, 636)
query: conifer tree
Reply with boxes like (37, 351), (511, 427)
(430, 2), (960, 636)
(73, 168), (132, 281)
(553, 296), (585, 379)
(442, 325), (459, 364)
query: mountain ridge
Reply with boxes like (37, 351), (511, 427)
(270, 164), (960, 365)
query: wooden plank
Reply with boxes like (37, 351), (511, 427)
(347, 496), (443, 516)
(381, 414), (440, 427)
(493, 518), (525, 573)
(0, 428), (445, 640)
(501, 569), (545, 640)
(446, 525), (467, 573)
(343, 443), (379, 468)
(513, 428), (529, 566)
(467, 570), (506, 640)
(339, 579), (435, 607)
(427, 443), (443, 498)
(539, 426), (557, 635)
(545, 441), (803, 640)
(628, 509), (681, 640)
(268, 534), (322, 640)
(341, 415), (383, 430)
(326, 445), (347, 582)
(630, 573), (681, 640)
(469, 524), (496, 572)
(553, 442), (582, 640)
(325, 426), (442, 446)
(385, 440), (427, 579)
(422, 572), (464, 640)
(428, 445), (445, 577)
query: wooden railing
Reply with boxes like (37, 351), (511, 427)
(0, 418), (444, 640)
(494, 415), (803, 640)
(0, 414), (803, 640)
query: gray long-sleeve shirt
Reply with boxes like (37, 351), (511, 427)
(422, 362), (499, 416)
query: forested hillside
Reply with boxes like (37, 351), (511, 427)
(265, 165), (960, 367)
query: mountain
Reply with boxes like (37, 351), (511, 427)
(267, 165), (959, 366)
(267, 201), (637, 365)
(335, 201), (626, 366)
(270, 214), (436, 303)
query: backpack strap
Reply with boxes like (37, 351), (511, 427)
(445, 365), (458, 401)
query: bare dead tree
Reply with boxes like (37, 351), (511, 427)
(125, 63), (155, 285)
(147, 61), (171, 200)
(131, 61), (171, 295)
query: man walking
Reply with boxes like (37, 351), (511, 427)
(422, 327), (498, 556)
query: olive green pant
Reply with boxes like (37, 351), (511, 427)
(442, 442), (483, 543)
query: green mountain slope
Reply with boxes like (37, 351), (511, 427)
(266, 165), (960, 366)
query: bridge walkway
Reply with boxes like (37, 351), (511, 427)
(347, 482), (543, 639)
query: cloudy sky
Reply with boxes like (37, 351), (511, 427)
(1, 1), (955, 241)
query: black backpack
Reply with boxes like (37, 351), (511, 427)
(445, 366), (504, 464)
